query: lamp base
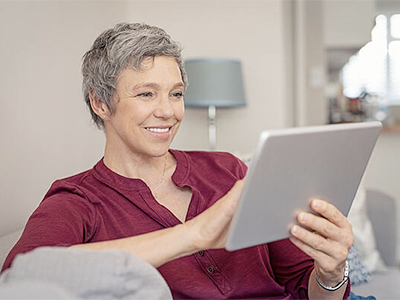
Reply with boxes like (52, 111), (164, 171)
(208, 105), (216, 151)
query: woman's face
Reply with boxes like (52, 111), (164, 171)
(103, 56), (185, 159)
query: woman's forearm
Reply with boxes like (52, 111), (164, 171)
(72, 223), (195, 268)
(72, 180), (243, 267)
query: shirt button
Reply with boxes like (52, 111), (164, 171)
(198, 251), (204, 257)
(207, 266), (215, 274)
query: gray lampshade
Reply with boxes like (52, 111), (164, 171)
(184, 58), (246, 108)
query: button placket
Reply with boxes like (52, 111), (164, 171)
(193, 250), (232, 294)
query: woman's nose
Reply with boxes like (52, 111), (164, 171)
(154, 95), (174, 119)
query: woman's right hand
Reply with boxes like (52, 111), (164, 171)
(184, 179), (244, 252)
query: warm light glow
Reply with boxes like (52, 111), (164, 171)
(342, 15), (387, 99)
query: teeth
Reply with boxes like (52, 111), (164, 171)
(146, 127), (170, 133)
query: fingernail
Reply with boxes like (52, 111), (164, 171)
(291, 225), (299, 234)
(298, 212), (306, 221)
(312, 199), (322, 208)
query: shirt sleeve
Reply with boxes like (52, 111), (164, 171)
(1, 183), (97, 273)
(267, 238), (314, 299)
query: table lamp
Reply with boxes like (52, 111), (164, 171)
(184, 58), (246, 150)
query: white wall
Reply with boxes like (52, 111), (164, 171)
(0, 0), (290, 236)
(324, 0), (376, 49)
(0, 1), (131, 235)
(1, 0), (397, 239)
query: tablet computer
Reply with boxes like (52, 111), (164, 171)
(225, 121), (382, 251)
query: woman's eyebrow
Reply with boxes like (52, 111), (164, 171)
(132, 82), (184, 90)
(171, 82), (184, 89)
(132, 82), (159, 90)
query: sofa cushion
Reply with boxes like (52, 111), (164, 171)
(365, 189), (398, 267)
(351, 267), (400, 299)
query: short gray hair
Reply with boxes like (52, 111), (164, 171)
(82, 22), (188, 129)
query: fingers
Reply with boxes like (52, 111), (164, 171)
(219, 179), (245, 217)
(289, 234), (340, 270)
(310, 199), (350, 231)
(290, 222), (350, 285)
(290, 225), (348, 262)
(290, 198), (353, 284)
(290, 234), (348, 286)
(295, 199), (353, 245)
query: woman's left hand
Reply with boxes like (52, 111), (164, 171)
(289, 199), (353, 287)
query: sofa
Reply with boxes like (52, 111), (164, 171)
(0, 189), (399, 299)
(349, 188), (400, 299)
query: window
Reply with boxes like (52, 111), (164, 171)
(342, 14), (400, 105)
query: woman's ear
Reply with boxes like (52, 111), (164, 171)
(89, 90), (111, 121)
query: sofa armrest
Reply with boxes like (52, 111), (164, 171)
(0, 229), (23, 269)
(365, 189), (398, 267)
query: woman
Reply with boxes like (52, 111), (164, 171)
(2, 23), (352, 299)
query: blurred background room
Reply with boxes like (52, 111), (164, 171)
(0, 0), (399, 263)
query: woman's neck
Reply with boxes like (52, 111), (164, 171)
(103, 147), (175, 192)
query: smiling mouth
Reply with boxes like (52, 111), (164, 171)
(145, 127), (171, 133)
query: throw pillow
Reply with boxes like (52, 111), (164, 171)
(347, 180), (386, 273)
(347, 245), (371, 286)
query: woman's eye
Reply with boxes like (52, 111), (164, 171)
(172, 92), (183, 98)
(137, 92), (153, 98)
